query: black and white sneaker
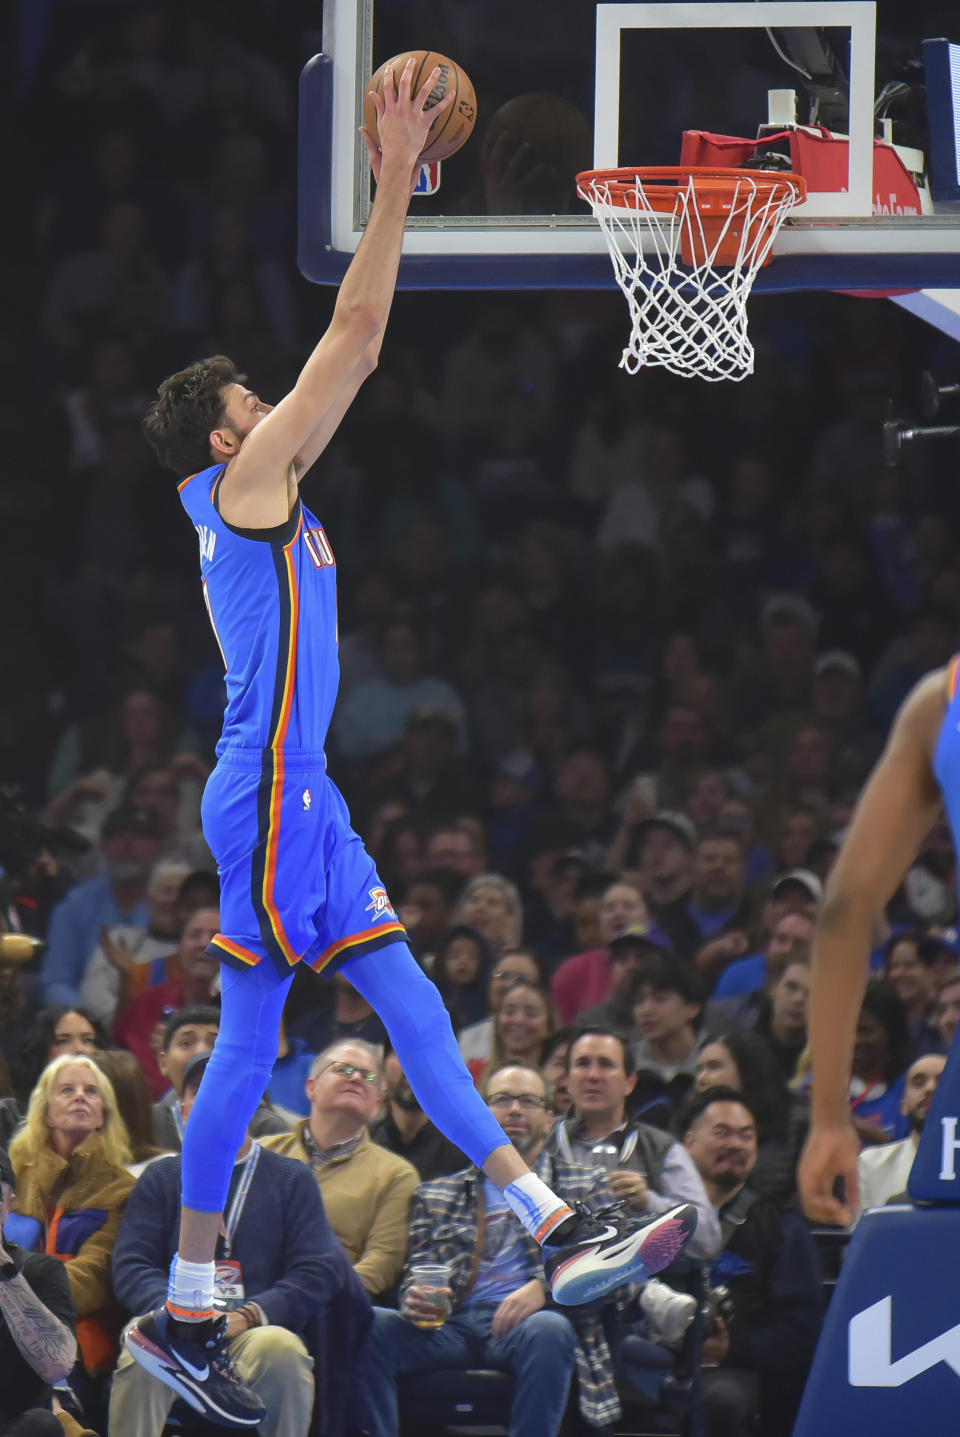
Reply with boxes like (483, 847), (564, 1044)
(125, 1308), (265, 1429)
(544, 1201), (698, 1306)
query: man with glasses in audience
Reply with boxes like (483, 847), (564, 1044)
(364, 1062), (630, 1437)
(262, 1039), (419, 1301)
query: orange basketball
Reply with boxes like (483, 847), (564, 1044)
(364, 51), (477, 163)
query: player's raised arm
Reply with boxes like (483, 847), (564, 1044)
(798, 669), (946, 1226)
(219, 59), (452, 527)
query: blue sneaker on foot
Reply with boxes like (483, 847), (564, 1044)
(125, 1308), (264, 1429)
(544, 1201), (698, 1306)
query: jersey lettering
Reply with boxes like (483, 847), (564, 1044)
(303, 526), (335, 570)
(196, 524), (217, 563)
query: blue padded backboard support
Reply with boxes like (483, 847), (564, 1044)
(796, 1034), (960, 1434)
(794, 1206), (960, 1434)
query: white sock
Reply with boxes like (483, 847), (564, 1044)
(503, 1173), (574, 1244)
(167, 1256), (216, 1321)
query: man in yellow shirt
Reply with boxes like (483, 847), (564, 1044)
(262, 1039), (418, 1298)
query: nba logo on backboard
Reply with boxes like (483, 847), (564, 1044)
(413, 161), (440, 196)
(365, 886), (396, 923)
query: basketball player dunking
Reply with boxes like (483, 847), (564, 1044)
(800, 657), (960, 1225)
(125, 62), (696, 1429)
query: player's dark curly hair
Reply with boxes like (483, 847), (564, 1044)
(143, 355), (246, 476)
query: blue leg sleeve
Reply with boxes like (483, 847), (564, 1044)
(341, 940), (509, 1169)
(180, 959), (293, 1213)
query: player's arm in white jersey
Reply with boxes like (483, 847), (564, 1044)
(798, 668), (947, 1226)
(215, 58), (452, 530)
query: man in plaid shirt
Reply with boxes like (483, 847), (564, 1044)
(365, 1061), (627, 1434)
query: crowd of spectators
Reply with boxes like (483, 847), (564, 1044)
(4, 0), (960, 1433)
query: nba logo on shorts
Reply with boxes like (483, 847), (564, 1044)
(302, 789), (312, 811)
(365, 886), (396, 923)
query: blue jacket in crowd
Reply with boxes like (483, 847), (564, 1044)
(111, 1144), (372, 1435)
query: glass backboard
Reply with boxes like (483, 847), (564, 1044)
(298, 0), (960, 298)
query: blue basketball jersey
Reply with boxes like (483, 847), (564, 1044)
(933, 654), (960, 829)
(179, 464), (339, 754)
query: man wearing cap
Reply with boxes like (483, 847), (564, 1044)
(0, 1144), (78, 1437)
(110, 1051), (365, 1437)
(626, 812), (701, 959)
(712, 872), (820, 1000)
(812, 650), (864, 737)
(41, 806), (163, 1007)
(577, 922), (678, 1033)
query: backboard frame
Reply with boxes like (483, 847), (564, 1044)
(298, 0), (960, 293)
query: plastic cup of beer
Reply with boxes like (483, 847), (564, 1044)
(408, 1263), (453, 1328)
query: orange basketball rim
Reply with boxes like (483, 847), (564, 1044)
(576, 165), (808, 381)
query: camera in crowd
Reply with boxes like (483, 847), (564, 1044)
(0, 786), (88, 882)
(0, 786), (89, 942)
(700, 1284), (735, 1335)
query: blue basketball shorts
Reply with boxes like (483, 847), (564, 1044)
(200, 748), (407, 977)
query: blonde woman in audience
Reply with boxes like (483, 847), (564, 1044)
(8, 1054), (135, 1386)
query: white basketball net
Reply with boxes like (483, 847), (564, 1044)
(578, 170), (805, 382)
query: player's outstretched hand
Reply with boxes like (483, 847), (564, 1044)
(361, 57), (454, 191)
(798, 1121), (860, 1226)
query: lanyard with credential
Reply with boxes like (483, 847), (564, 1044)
(221, 1143), (261, 1259)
